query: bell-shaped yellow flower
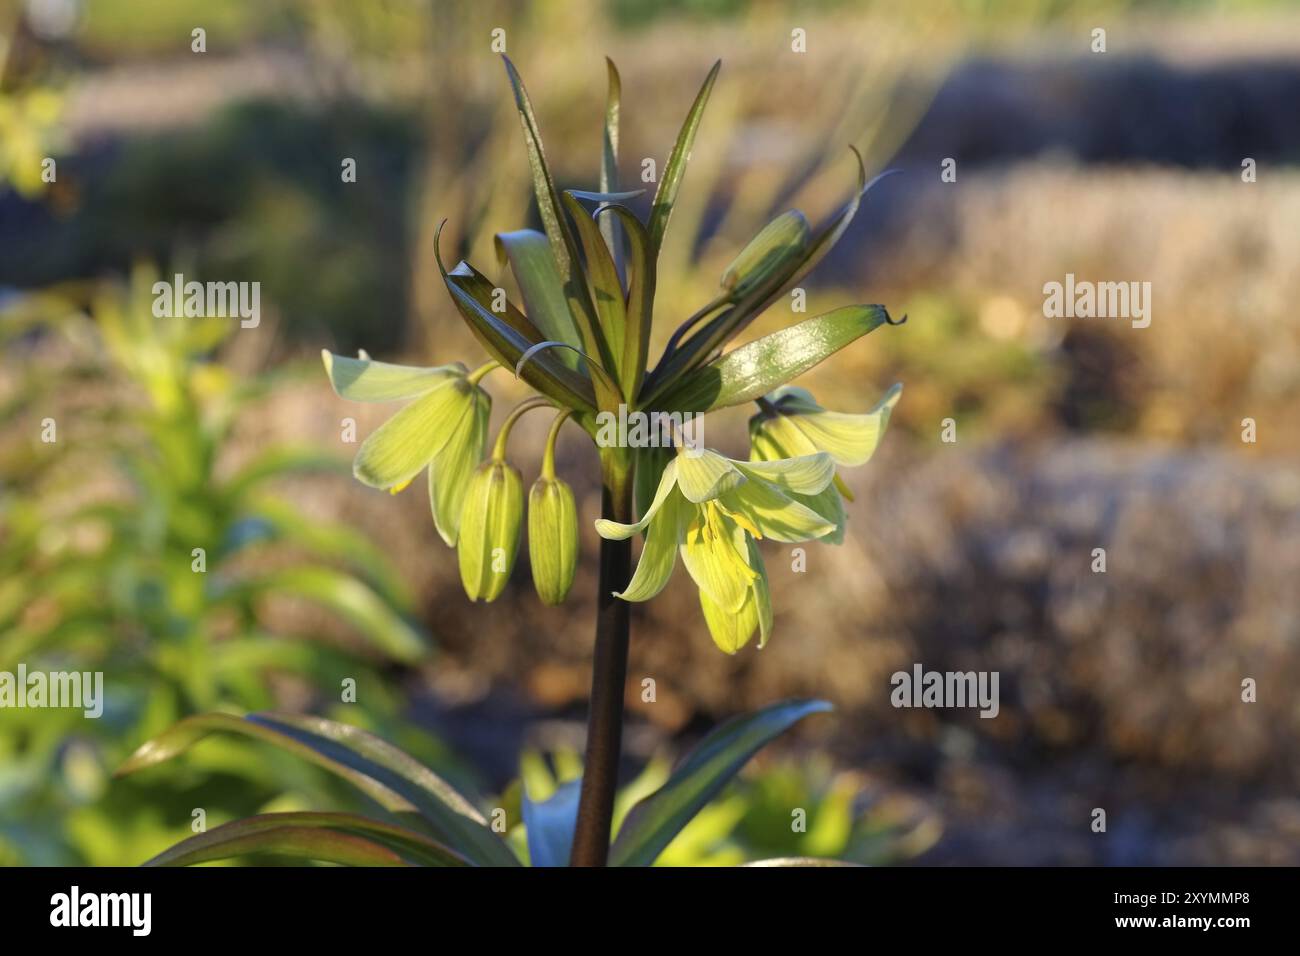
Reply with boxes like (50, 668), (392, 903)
(595, 448), (838, 653)
(748, 383), (901, 543)
(322, 350), (491, 547)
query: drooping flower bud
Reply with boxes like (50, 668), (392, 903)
(528, 475), (578, 605)
(458, 459), (524, 602)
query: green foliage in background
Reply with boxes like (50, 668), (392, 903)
(0, 267), (444, 864)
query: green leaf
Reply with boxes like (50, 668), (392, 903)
(655, 305), (892, 413)
(609, 699), (831, 867)
(600, 205), (656, 403)
(116, 712), (417, 812)
(494, 230), (584, 362)
(648, 157), (895, 397)
(501, 54), (574, 279)
(442, 261), (596, 413)
(145, 812), (471, 867)
(245, 565), (426, 663)
(251, 713), (520, 867)
(649, 60), (721, 255)
(499, 56), (616, 409)
(445, 257), (545, 342)
(562, 191), (628, 377)
(522, 778), (582, 867)
(117, 712), (521, 867)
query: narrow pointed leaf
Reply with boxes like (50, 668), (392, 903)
(515, 340), (620, 399)
(501, 54), (573, 278)
(600, 205), (656, 402)
(443, 265), (596, 413)
(610, 699), (831, 867)
(500, 55), (615, 406)
(649, 60), (721, 254)
(116, 711), (520, 867)
(495, 229), (584, 361)
(656, 305), (892, 413)
(562, 190), (627, 381)
(252, 712), (520, 866)
(600, 57), (620, 273)
(522, 778), (582, 867)
(115, 713), (427, 831)
(447, 257), (545, 342)
(145, 812), (471, 867)
(648, 157), (894, 398)
(152, 823), (409, 867)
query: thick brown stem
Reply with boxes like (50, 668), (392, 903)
(569, 451), (633, 866)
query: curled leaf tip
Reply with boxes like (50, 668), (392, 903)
(433, 219), (451, 275)
(862, 167), (904, 196)
(514, 339), (591, 381)
(885, 311), (908, 326)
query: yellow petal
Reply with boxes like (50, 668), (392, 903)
(679, 504), (755, 612)
(323, 350), (465, 402)
(700, 586), (759, 654)
(428, 386), (491, 546)
(778, 382), (902, 467)
(674, 449), (745, 502)
(722, 478), (835, 544)
(595, 459), (680, 540)
(352, 379), (470, 490)
(615, 486), (688, 603)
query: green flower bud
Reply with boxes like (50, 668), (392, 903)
(528, 476), (578, 605)
(458, 459), (524, 602)
(721, 209), (810, 298)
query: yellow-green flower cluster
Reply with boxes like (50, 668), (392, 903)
(324, 352), (581, 606)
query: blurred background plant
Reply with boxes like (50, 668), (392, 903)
(2, 0), (1298, 865)
(0, 266), (449, 864)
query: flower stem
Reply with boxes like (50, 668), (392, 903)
(541, 408), (573, 481)
(570, 448), (633, 866)
(490, 396), (551, 461)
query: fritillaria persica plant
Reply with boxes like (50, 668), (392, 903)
(121, 56), (904, 868)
